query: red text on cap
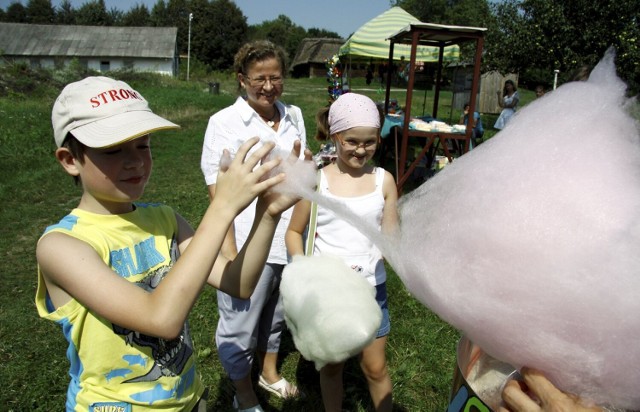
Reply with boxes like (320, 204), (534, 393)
(90, 89), (143, 108)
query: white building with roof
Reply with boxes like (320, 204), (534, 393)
(0, 23), (179, 76)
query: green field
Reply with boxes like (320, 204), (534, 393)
(0, 69), (536, 411)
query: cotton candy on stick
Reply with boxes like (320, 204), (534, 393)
(390, 48), (640, 410)
(280, 255), (382, 370)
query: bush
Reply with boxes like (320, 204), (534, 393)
(0, 60), (58, 97)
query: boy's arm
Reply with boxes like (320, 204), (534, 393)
(285, 199), (312, 256)
(185, 140), (312, 295)
(37, 138), (283, 340)
(207, 183), (238, 259)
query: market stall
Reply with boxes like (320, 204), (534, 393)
(384, 23), (486, 192)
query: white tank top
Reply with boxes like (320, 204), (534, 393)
(313, 167), (386, 286)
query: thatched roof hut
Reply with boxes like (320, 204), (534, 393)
(290, 37), (344, 78)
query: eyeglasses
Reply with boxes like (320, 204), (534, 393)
(243, 75), (283, 87)
(336, 134), (378, 150)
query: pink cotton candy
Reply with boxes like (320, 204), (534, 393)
(279, 48), (640, 410)
(390, 48), (640, 410)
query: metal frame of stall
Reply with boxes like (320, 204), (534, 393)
(384, 23), (486, 192)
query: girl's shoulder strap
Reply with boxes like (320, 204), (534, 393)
(374, 167), (386, 186)
(305, 169), (322, 256)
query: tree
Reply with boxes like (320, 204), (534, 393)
(6, 2), (28, 23)
(394, 0), (497, 65)
(250, 15), (306, 63)
(190, 0), (248, 70)
(490, 0), (639, 94)
(393, 0), (449, 24)
(445, 0), (495, 28)
(307, 28), (341, 39)
(166, 0), (189, 53)
(485, 0), (524, 73)
(149, 0), (170, 26)
(121, 4), (151, 27)
(107, 6), (123, 25)
(55, 0), (76, 25)
(75, 0), (111, 26)
(26, 0), (55, 24)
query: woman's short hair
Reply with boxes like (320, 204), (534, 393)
(233, 40), (288, 76)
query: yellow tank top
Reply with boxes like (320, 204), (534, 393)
(35, 204), (204, 411)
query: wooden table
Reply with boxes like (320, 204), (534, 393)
(394, 126), (470, 190)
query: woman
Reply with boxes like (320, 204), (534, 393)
(200, 40), (306, 412)
(494, 79), (519, 130)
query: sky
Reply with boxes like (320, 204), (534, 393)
(0, 0), (395, 39)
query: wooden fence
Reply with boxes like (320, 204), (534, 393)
(452, 68), (519, 114)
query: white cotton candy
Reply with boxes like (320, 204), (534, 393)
(265, 147), (318, 196)
(280, 254), (382, 370)
(218, 143), (317, 196)
(390, 48), (640, 410)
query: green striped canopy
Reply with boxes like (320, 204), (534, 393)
(338, 7), (460, 62)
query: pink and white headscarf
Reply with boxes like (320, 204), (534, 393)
(328, 93), (380, 135)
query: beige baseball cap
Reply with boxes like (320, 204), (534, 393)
(52, 76), (179, 148)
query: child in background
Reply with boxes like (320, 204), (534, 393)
(36, 76), (305, 411)
(459, 102), (484, 147)
(285, 93), (398, 412)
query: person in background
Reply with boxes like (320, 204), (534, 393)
(499, 367), (603, 412)
(570, 65), (591, 82)
(366, 63), (374, 85)
(398, 56), (409, 84)
(535, 85), (546, 98)
(200, 40), (307, 411)
(286, 93), (398, 412)
(494, 79), (519, 130)
(36, 76), (305, 411)
(459, 102), (484, 147)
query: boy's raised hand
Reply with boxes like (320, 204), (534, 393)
(214, 137), (284, 215)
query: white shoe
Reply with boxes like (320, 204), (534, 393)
(258, 375), (304, 399)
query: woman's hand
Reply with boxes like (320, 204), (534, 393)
(214, 137), (284, 216)
(499, 367), (603, 412)
(257, 140), (313, 218)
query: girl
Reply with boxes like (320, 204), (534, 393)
(494, 79), (519, 130)
(286, 93), (398, 412)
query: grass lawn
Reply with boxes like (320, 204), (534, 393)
(0, 69), (535, 411)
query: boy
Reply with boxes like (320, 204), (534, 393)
(35, 76), (305, 411)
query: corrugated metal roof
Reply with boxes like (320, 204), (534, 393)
(0, 23), (177, 58)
